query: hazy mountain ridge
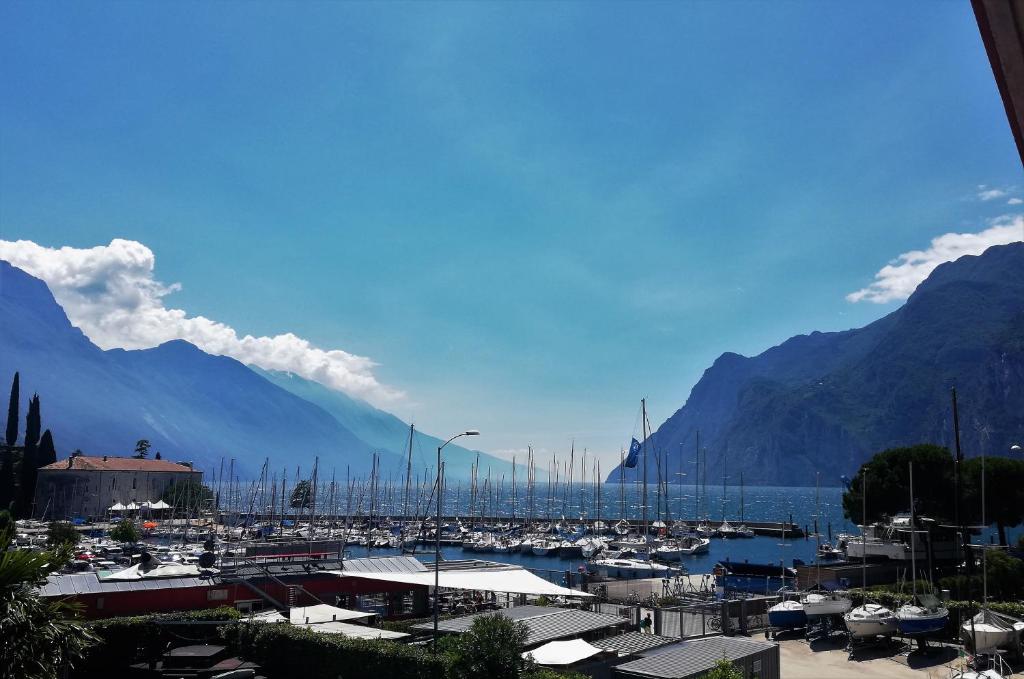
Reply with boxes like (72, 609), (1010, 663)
(611, 243), (1024, 487)
(0, 260), (390, 478)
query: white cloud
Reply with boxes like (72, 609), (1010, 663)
(846, 215), (1024, 304)
(1008, 198), (1023, 205)
(978, 188), (1008, 201)
(0, 238), (403, 405)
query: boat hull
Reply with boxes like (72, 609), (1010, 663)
(844, 605), (897, 639)
(768, 602), (807, 630)
(895, 606), (949, 636)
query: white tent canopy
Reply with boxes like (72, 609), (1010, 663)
(296, 621), (408, 640)
(288, 604), (373, 624)
(524, 639), (602, 666)
(109, 503), (126, 511)
(332, 567), (592, 598)
(147, 500), (172, 509)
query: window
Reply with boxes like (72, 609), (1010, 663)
(208, 589), (229, 602)
(751, 659), (762, 679)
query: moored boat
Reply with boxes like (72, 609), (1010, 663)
(767, 599), (807, 630)
(844, 602), (897, 639)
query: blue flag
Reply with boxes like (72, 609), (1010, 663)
(624, 438), (641, 468)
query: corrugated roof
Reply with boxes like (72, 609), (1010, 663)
(341, 555), (427, 574)
(413, 606), (628, 645)
(38, 572), (213, 597)
(615, 636), (777, 678)
(39, 456), (199, 473)
(597, 632), (677, 656)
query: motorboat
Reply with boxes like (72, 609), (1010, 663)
(800, 590), (852, 618)
(558, 540), (584, 559)
(961, 609), (1024, 653)
(591, 557), (674, 579)
(718, 521), (737, 538)
(767, 599), (807, 630)
(580, 538), (605, 559)
(844, 602), (897, 639)
(734, 524), (755, 539)
(531, 539), (558, 556)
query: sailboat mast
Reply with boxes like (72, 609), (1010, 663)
(403, 424), (414, 519)
(909, 462), (916, 599)
(641, 398), (649, 536)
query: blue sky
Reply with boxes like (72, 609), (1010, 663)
(1, 2), (1022, 469)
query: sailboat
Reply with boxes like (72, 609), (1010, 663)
(959, 448), (1024, 653)
(801, 473), (851, 618)
(735, 472), (755, 538)
(768, 522), (806, 630)
(894, 462), (949, 637)
(844, 469), (897, 639)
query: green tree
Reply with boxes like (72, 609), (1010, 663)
(962, 456), (1024, 546)
(37, 429), (56, 467)
(24, 393), (40, 450)
(290, 480), (312, 509)
(154, 451), (161, 460)
(705, 659), (744, 679)
(134, 439), (151, 459)
(46, 521), (81, 547)
(0, 527), (98, 676)
(161, 479), (214, 508)
(842, 444), (955, 524)
(4, 371), (17, 446)
(0, 452), (14, 512)
(109, 519), (140, 545)
(448, 614), (532, 679)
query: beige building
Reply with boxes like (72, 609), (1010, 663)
(34, 455), (202, 520)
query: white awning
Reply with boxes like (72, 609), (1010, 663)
(289, 604), (373, 624)
(524, 639), (602, 665)
(295, 621), (409, 640)
(330, 567), (592, 598)
(102, 563), (212, 580)
(148, 500), (172, 509)
(124, 502), (140, 510)
(109, 503), (126, 511)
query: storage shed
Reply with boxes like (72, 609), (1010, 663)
(612, 636), (779, 679)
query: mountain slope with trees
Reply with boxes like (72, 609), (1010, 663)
(611, 242), (1024, 487)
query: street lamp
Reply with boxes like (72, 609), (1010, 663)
(434, 429), (479, 649)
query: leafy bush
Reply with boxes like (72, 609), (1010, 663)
(706, 659), (744, 679)
(448, 614), (532, 679)
(221, 621), (446, 679)
(524, 669), (588, 679)
(77, 607), (240, 676)
(47, 520), (81, 547)
(108, 519), (140, 544)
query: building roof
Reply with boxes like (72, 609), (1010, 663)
(614, 636), (777, 679)
(37, 571), (216, 597)
(39, 456), (199, 473)
(597, 632), (677, 657)
(524, 638), (603, 666)
(413, 605), (628, 646)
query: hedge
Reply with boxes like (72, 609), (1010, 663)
(221, 621), (448, 679)
(75, 607), (240, 677)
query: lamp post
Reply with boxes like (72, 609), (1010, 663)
(434, 429), (479, 649)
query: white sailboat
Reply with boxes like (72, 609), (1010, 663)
(801, 472), (851, 618)
(844, 469), (896, 639)
(894, 462), (949, 637)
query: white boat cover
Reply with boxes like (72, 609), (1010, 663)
(524, 638), (602, 665)
(330, 568), (592, 598)
(102, 563), (212, 580)
(289, 604), (373, 624)
(295, 621), (409, 639)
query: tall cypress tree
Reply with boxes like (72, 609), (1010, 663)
(5, 372), (18, 446)
(16, 394), (42, 518)
(24, 394), (40, 450)
(38, 430), (56, 467)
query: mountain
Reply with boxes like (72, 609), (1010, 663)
(254, 368), (516, 480)
(610, 242), (1024, 487)
(0, 260), (391, 478)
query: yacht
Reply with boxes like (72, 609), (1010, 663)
(800, 590), (852, 618)
(961, 609), (1024, 653)
(844, 602), (897, 639)
(767, 599), (807, 630)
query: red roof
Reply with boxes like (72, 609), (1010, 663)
(39, 456), (198, 473)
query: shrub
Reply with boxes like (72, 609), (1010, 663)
(221, 621), (447, 679)
(706, 659), (744, 679)
(47, 520), (81, 547)
(77, 607), (240, 676)
(448, 614), (532, 679)
(108, 519), (139, 545)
